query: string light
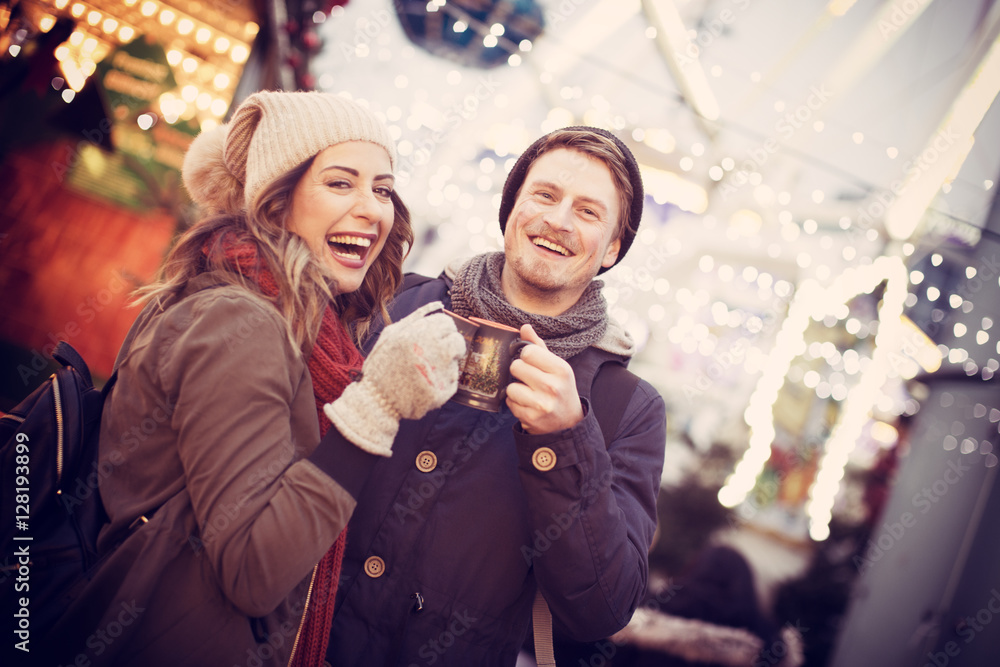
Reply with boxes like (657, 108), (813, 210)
(805, 258), (910, 540)
(28, 0), (993, 547)
(159, 92), (183, 123)
(719, 256), (911, 541)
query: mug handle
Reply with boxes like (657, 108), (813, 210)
(509, 338), (530, 358)
(498, 339), (532, 406)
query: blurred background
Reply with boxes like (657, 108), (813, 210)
(2, 0), (1000, 664)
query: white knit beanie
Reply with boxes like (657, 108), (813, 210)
(182, 91), (397, 214)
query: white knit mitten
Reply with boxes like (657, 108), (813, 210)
(324, 302), (466, 456)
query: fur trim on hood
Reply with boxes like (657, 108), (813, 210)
(593, 317), (635, 358)
(611, 609), (805, 667)
(444, 255), (474, 282)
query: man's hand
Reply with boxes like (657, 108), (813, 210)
(505, 324), (584, 434)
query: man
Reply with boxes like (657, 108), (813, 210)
(327, 127), (667, 665)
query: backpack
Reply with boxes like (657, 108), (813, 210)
(1, 341), (116, 643)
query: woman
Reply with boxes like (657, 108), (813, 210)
(45, 91), (467, 667)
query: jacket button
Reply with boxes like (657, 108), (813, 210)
(415, 450), (438, 473)
(364, 556), (385, 578)
(532, 447), (557, 471)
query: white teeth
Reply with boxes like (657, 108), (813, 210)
(328, 234), (372, 247)
(327, 234), (372, 260)
(331, 247), (361, 259)
(532, 237), (570, 256)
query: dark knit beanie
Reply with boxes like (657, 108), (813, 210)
(498, 126), (644, 274)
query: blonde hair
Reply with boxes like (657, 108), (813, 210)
(137, 157), (413, 352)
(530, 129), (636, 242)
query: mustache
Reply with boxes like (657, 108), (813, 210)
(523, 225), (578, 254)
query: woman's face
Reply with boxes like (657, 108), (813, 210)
(287, 141), (395, 295)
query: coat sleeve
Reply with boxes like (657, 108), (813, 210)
(156, 291), (372, 617)
(515, 379), (666, 641)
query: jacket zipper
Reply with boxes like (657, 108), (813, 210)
(52, 374), (65, 492)
(287, 564), (318, 666)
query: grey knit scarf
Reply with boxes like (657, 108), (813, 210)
(449, 252), (609, 359)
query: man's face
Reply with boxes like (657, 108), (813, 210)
(502, 147), (621, 314)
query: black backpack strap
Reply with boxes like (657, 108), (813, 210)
(590, 361), (640, 447)
(52, 341), (94, 388)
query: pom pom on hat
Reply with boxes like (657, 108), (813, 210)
(181, 124), (244, 215)
(182, 91), (397, 214)
(497, 126), (644, 274)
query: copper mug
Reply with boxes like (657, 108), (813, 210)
(443, 310), (529, 412)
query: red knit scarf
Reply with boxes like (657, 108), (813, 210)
(213, 233), (361, 666)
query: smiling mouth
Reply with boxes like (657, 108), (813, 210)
(327, 234), (374, 261)
(531, 237), (572, 257)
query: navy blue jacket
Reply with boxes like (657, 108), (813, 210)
(328, 274), (667, 666)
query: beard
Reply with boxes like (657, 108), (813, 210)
(504, 251), (562, 294)
(503, 232), (596, 297)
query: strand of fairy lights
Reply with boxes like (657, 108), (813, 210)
(717, 278), (819, 508)
(805, 256), (909, 541)
(719, 255), (911, 543)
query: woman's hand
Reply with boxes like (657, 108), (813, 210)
(324, 302), (467, 455)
